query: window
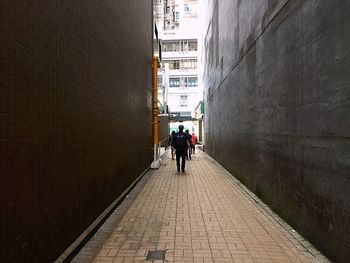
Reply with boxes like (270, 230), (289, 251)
(167, 60), (179, 70)
(187, 77), (198, 87)
(180, 111), (191, 117)
(189, 59), (195, 69)
(175, 12), (180, 22)
(162, 40), (197, 52)
(157, 76), (163, 87)
(180, 58), (197, 70)
(188, 40), (197, 51)
(163, 76), (198, 88)
(183, 3), (197, 17)
(163, 41), (180, 52)
(153, 4), (162, 13)
(163, 42), (170, 52)
(165, 59), (197, 71)
(181, 41), (188, 52)
(169, 77), (180, 87)
(180, 95), (188, 107)
(171, 41), (179, 52)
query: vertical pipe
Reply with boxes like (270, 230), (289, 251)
(153, 57), (159, 146)
(164, 63), (169, 114)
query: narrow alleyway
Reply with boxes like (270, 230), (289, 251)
(71, 149), (327, 263)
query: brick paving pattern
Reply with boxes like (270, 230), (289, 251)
(73, 149), (328, 263)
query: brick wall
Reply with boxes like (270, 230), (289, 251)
(0, 0), (153, 261)
(202, 0), (350, 262)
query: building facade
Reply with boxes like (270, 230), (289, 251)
(0, 1), (153, 261)
(201, 1), (350, 262)
(154, 0), (202, 123)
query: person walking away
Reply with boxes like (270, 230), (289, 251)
(191, 133), (198, 154)
(185, 130), (192, 160)
(168, 131), (176, 160)
(172, 125), (190, 173)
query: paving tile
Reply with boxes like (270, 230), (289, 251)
(73, 149), (328, 263)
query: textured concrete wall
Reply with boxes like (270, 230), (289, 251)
(202, 0), (350, 262)
(0, 0), (153, 262)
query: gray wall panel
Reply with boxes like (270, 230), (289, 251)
(202, 1), (350, 262)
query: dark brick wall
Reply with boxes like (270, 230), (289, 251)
(0, 0), (153, 262)
(202, 0), (350, 262)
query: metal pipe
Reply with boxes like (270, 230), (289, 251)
(164, 63), (169, 114)
(152, 57), (159, 146)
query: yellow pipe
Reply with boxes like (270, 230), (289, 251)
(152, 57), (159, 145)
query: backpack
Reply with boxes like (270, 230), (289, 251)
(175, 132), (187, 148)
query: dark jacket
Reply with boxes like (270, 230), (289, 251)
(172, 131), (189, 150)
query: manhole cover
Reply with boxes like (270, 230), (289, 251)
(145, 249), (167, 261)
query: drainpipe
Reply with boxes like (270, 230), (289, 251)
(164, 63), (169, 114)
(151, 56), (161, 169)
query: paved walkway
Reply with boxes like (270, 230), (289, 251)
(73, 149), (328, 263)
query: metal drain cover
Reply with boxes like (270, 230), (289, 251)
(145, 249), (167, 261)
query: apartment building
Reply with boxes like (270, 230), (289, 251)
(154, 0), (201, 121)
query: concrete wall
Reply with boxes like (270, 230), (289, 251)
(0, 1), (153, 261)
(202, 0), (350, 262)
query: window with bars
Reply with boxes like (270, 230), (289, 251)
(162, 39), (197, 52)
(180, 59), (197, 70)
(164, 58), (197, 70)
(188, 40), (197, 51)
(169, 77), (180, 87)
(167, 60), (180, 70)
(169, 76), (197, 88)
